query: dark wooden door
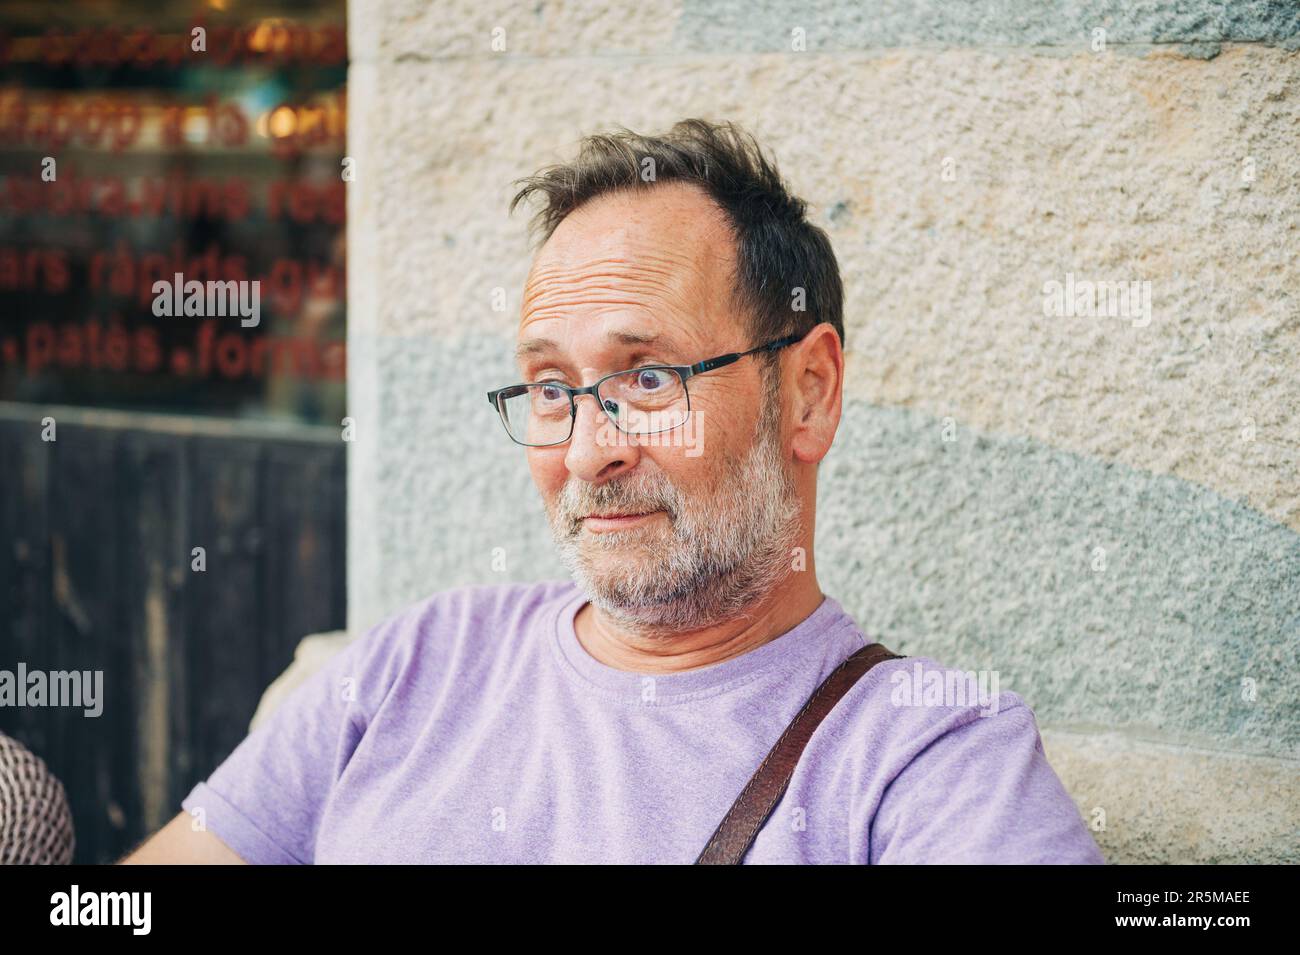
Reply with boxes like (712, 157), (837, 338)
(0, 404), (345, 863)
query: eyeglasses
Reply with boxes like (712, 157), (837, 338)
(487, 329), (810, 447)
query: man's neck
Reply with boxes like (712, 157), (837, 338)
(572, 572), (826, 675)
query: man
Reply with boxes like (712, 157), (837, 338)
(122, 119), (1104, 864)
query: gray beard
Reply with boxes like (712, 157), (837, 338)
(546, 400), (803, 636)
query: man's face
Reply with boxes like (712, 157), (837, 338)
(516, 182), (803, 633)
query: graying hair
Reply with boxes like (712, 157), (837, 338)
(510, 118), (845, 380)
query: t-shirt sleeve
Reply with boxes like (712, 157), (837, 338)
(179, 612), (409, 865)
(869, 702), (1105, 864)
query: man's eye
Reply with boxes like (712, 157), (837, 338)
(632, 369), (670, 390)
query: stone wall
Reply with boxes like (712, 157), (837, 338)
(346, 0), (1300, 862)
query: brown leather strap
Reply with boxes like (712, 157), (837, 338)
(695, 642), (903, 864)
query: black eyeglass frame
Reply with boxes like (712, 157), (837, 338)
(486, 328), (811, 448)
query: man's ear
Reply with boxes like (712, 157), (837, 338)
(789, 323), (843, 465)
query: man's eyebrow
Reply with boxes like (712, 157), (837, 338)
(515, 330), (676, 360)
(515, 337), (557, 359)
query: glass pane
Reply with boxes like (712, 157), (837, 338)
(0, 2), (348, 425)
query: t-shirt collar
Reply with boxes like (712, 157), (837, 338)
(548, 580), (862, 705)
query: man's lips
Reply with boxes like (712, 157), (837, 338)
(580, 510), (664, 532)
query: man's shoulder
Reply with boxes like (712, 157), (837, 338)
(356, 578), (580, 662)
(313, 579), (579, 714)
(838, 650), (1036, 754)
(398, 578), (579, 627)
(837, 650), (1102, 864)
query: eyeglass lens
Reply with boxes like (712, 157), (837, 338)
(496, 367), (689, 446)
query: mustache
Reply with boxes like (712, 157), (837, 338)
(555, 474), (679, 534)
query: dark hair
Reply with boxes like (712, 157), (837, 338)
(509, 119), (844, 379)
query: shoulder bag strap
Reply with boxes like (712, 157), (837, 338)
(694, 641), (904, 864)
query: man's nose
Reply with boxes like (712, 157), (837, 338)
(564, 392), (640, 484)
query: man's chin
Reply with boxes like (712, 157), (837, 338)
(579, 576), (683, 618)
(569, 549), (682, 604)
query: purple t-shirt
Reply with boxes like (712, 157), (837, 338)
(181, 580), (1105, 864)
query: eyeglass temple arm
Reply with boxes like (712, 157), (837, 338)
(687, 330), (809, 376)
(485, 329), (814, 395)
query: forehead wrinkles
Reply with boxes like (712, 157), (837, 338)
(521, 250), (707, 320)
